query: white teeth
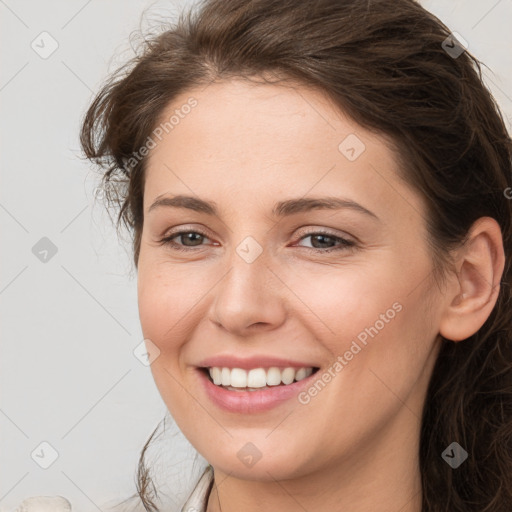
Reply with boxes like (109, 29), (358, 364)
(207, 366), (315, 388)
(281, 367), (296, 385)
(247, 368), (267, 387)
(295, 367), (307, 381)
(231, 368), (247, 387)
(210, 367), (222, 385)
(266, 367), (282, 386)
(221, 367), (230, 386)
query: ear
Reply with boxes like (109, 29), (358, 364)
(439, 217), (505, 342)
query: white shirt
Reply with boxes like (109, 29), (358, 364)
(181, 464), (214, 512)
(9, 465), (215, 512)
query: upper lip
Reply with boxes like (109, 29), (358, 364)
(197, 355), (319, 370)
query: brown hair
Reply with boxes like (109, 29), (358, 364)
(80, 0), (512, 510)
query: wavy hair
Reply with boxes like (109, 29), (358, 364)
(80, 0), (512, 510)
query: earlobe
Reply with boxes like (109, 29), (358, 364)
(439, 217), (505, 343)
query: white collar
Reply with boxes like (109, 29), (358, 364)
(181, 465), (214, 512)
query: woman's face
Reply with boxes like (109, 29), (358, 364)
(137, 78), (444, 481)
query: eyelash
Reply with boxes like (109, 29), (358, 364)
(157, 229), (356, 254)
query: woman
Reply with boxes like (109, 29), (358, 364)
(80, 0), (512, 510)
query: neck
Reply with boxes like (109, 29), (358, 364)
(206, 409), (423, 512)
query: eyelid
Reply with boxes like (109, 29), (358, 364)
(161, 225), (352, 243)
(293, 226), (355, 243)
(159, 225), (357, 255)
(161, 224), (213, 239)
(157, 226), (216, 251)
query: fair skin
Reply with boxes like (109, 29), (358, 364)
(137, 78), (504, 512)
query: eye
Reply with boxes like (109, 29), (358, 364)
(157, 229), (213, 252)
(157, 228), (356, 254)
(294, 230), (356, 253)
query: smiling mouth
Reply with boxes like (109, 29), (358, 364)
(199, 366), (320, 391)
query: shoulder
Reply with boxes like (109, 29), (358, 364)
(8, 496), (72, 512)
(7, 495), (142, 512)
(8, 466), (214, 512)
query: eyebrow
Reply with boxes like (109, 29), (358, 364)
(147, 194), (379, 220)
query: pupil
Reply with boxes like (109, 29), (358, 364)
(184, 233), (202, 246)
(313, 234), (332, 248)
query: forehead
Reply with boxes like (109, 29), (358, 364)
(150, 78), (366, 164)
(143, 79), (424, 224)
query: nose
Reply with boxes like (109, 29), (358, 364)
(209, 249), (287, 336)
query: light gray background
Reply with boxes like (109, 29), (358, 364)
(1, 0), (511, 511)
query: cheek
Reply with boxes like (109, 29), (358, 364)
(137, 267), (184, 370)
(280, 259), (403, 338)
(283, 253), (436, 375)
(137, 261), (204, 339)
(324, 276), (436, 415)
(137, 266), (199, 418)
(136, 260), (222, 394)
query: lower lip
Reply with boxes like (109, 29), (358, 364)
(197, 368), (319, 413)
